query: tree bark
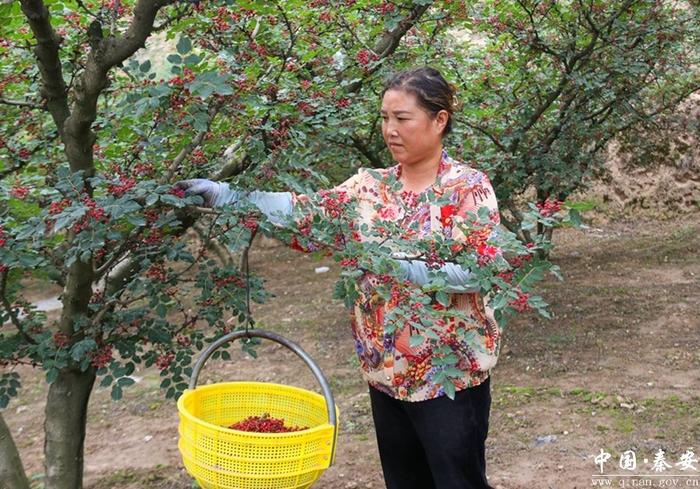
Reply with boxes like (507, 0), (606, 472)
(43, 368), (96, 489)
(19, 0), (71, 138)
(0, 413), (30, 489)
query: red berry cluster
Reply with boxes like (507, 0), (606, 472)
(155, 352), (175, 370)
(72, 197), (107, 234)
(168, 67), (195, 87)
(146, 264), (168, 282)
(169, 187), (186, 199)
(189, 148), (208, 165)
(143, 229), (164, 245)
(262, 84), (278, 100)
(107, 176), (136, 197)
(241, 215), (258, 232)
(485, 15), (508, 33)
(17, 148), (30, 159)
(0, 225), (5, 248)
(424, 241), (445, 269)
(93, 247), (107, 261)
(507, 250), (533, 268)
(214, 273), (244, 289)
(497, 270), (514, 283)
(0, 73), (24, 92)
(133, 162), (154, 176)
(356, 48), (379, 67)
(10, 185), (29, 199)
(213, 7), (233, 30)
(509, 291), (531, 312)
(536, 198), (564, 217)
(104, 0), (126, 16)
(376, 2), (396, 14)
(340, 257), (358, 268)
(228, 413), (308, 433)
(49, 198), (71, 216)
(141, 209), (160, 225)
(53, 332), (70, 348)
(335, 97), (351, 109)
(318, 189), (350, 218)
(388, 283), (409, 307)
(297, 101), (316, 117)
(268, 118), (292, 151)
(248, 41), (268, 57)
(89, 345), (113, 369)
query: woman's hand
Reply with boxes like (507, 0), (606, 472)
(174, 179), (238, 207)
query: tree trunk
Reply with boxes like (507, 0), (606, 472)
(0, 413), (30, 489)
(43, 367), (96, 489)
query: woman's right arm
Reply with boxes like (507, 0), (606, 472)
(176, 172), (362, 246)
(175, 179), (294, 225)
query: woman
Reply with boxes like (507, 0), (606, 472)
(178, 67), (499, 489)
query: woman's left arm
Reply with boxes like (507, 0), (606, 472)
(395, 170), (500, 293)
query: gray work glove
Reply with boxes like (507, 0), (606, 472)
(393, 252), (479, 294)
(175, 179), (293, 225)
(174, 179), (239, 207)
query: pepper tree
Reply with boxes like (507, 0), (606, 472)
(0, 0), (694, 488)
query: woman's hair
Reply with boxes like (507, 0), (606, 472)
(382, 67), (458, 136)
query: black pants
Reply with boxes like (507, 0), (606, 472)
(369, 377), (493, 489)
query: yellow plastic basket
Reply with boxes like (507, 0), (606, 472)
(177, 329), (339, 489)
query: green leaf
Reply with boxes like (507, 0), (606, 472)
(46, 368), (59, 384)
(167, 53), (182, 65)
(140, 60), (151, 73)
(176, 36), (192, 55)
(111, 384), (123, 401)
(443, 367), (463, 377)
(435, 290), (450, 307)
(409, 334), (424, 348)
(490, 293), (509, 310)
(70, 339), (97, 362)
(442, 378), (456, 399)
(184, 54), (201, 65)
(148, 325), (171, 343)
(567, 208), (582, 227)
(117, 377), (135, 387)
(155, 303), (168, 318)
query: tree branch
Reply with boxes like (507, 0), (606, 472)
(0, 413), (30, 489)
(345, 3), (432, 93)
(0, 97), (44, 110)
(163, 98), (225, 183)
(98, 0), (175, 69)
(19, 0), (71, 137)
(0, 270), (36, 345)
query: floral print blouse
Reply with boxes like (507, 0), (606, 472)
(291, 150), (501, 402)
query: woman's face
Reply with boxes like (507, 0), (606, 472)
(381, 88), (448, 166)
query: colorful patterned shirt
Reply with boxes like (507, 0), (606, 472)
(292, 151), (502, 402)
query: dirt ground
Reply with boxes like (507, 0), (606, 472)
(4, 215), (699, 489)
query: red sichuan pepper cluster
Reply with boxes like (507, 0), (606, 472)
(228, 413), (308, 433)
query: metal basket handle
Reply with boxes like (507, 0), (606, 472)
(188, 328), (338, 462)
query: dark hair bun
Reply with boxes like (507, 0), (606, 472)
(382, 67), (457, 136)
